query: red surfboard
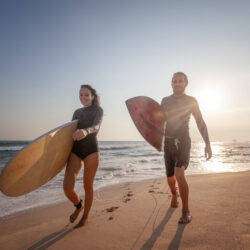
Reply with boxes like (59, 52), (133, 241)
(126, 96), (165, 151)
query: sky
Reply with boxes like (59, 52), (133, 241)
(0, 0), (250, 142)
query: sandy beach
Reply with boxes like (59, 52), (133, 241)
(0, 171), (249, 250)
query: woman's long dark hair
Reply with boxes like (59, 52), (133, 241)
(80, 84), (100, 106)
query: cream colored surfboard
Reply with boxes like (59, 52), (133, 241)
(0, 120), (78, 197)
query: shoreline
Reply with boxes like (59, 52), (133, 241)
(1, 140), (250, 221)
(0, 170), (250, 249)
(0, 169), (248, 221)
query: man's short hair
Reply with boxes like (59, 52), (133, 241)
(172, 72), (188, 83)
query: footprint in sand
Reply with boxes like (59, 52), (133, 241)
(106, 206), (119, 212)
(148, 190), (155, 193)
(148, 189), (166, 194)
(106, 206), (119, 221)
(123, 198), (131, 203)
(155, 191), (166, 194)
(122, 190), (134, 203)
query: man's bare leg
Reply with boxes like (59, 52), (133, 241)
(167, 175), (178, 208)
(175, 166), (191, 223)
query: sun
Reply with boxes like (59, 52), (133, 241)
(195, 89), (223, 113)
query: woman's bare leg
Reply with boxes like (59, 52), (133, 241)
(75, 152), (99, 228)
(63, 153), (84, 222)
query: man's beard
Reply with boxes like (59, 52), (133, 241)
(173, 86), (185, 95)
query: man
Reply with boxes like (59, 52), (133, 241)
(161, 72), (212, 224)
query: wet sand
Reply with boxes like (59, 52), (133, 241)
(0, 171), (250, 249)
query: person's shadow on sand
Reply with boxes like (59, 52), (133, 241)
(167, 223), (187, 250)
(141, 207), (176, 250)
(27, 226), (75, 250)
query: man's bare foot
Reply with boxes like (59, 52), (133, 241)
(170, 194), (179, 208)
(70, 206), (84, 223)
(74, 217), (88, 228)
(178, 211), (192, 224)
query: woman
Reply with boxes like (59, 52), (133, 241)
(63, 84), (103, 228)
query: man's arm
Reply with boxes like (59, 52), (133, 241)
(161, 97), (168, 120)
(192, 99), (210, 144)
(192, 98), (212, 160)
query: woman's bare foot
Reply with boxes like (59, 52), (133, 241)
(74, 217), (88, 228)
(178, 211), (192, 224)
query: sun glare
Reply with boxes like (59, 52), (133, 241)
(196, 89), (223, 113)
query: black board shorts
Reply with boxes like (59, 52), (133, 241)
(72, 134), (99, 160)
(164, 136), (191, 177)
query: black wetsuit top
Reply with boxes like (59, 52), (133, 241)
(71, 105), (103, 159)
(161, 94), (210, 143)
(161, 94), (210, 177)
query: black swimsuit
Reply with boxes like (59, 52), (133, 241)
(71, 105), (103, 160)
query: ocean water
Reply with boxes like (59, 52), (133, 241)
(0, 140), (250, 219)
